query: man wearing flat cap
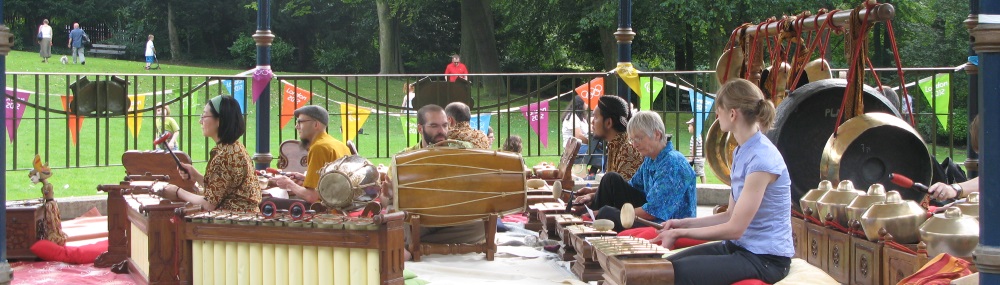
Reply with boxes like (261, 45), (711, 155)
(272, 105), (352, 203)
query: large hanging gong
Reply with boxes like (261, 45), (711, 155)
(820, 113), (931, 202)
(766, 79), (900, 211)
(705, 119), (738, 185)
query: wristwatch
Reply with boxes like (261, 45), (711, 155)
(950, 183), (964, 199)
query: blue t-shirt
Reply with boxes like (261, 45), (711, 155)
(69, 28), (85, 48)
(729, 131), (794, 257)
(629, 141), (697, 222)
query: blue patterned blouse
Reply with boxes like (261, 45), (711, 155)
(629, 141), (697, 222)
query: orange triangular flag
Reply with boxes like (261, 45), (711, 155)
(59, 96), (85, 145)
(280, 82), (313, 128)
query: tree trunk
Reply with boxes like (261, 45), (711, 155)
(167, 0), (183, 61)
(376, 0), (404, 74)
(460, 0), (504, 96)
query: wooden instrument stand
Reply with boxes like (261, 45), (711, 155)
(407, 214), (498, 261)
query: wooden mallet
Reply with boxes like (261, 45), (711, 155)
(621, 203), (663, 230)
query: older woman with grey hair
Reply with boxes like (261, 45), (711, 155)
(590, 111), (697, 232)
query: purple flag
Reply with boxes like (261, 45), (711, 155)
(5, 90), (31, 142)
(251, 68), (273, 103)
(520, 101), (550, 147)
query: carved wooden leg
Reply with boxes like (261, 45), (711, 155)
(486, 214), (498, 261)
(410, 215), (422, 262)
(95, 185), (130, 268)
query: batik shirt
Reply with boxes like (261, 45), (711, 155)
(629, 141), (697, 222)
(605, 132), (642, 180)
(447, 121), (491, 149)
(203, 141), (261, 212)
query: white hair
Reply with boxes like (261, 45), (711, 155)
(627, 111), (669, 145)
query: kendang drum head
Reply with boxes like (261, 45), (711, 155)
(767, 79), (900, 211)
(392, 146), (527, 227)
(317, 155), (381, 211)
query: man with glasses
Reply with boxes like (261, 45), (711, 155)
(404, 104), (473, 151)
(393, 104), (479, 260)
(271, 105), (351, 203)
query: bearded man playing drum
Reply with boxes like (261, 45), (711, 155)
(392, 104), (482, 260)
(271, 105), (352, 203)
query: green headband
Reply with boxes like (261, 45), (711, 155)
(209, 95), (225, 114)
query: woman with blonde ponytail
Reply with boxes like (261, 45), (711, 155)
(651, 79), (792, 284)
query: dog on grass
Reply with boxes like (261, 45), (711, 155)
(60, 56), (68, 65)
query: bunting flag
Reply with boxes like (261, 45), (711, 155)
(5, 90), (31, 143)
(574, 77), (604, 110)
(280, 82), (313, 128)
(252, 67), (273, 103)
(339, 103), (372, 142)
(126, 95), (147, 137)
(400, 115), (420, 148)
(520, 100), (550, 147)
(616, 62), (643, 95)
(917, 74), (951, 130)
(469, 114), (492, 134)
(59, 96), (85, 145)
(638, 77), (666, 110)
(221, 79), (247, 113)
(689, 90), (716, 136)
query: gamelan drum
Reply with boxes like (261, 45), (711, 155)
(766, 79), (900, 210)
(391, 146), (527, 226)
(316, 155), (381, 211)
(820, 113), (931, 202)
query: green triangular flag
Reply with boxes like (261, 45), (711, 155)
(639, 77), (666, 110)
(400, 115), (420, 148)
(917, 73), (950, 130)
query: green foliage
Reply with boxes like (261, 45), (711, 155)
(228, 34), (297, 70)
(4, 0), (975, 77)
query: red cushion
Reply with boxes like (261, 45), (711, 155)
(30, 239), (108, 264)
(617, 227), (710, 250)
(731, 279), (769, 285)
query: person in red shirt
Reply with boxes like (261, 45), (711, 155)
(444, 54), (469, 82)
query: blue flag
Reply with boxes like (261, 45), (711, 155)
(689, 90), (715, 135)
(222, 79), (247, 113)
(469, 114), (492, 134)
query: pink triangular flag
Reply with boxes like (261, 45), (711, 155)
(251, 68), (274, 103)
(5, 90), (32, 143)
(520, 100), (550, 147)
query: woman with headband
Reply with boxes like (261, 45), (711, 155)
(154, 95), (261, 212)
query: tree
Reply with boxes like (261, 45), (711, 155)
(376, 0), (405, 74)
(460, 0), (503, 94)
(166, 0), (183, 61)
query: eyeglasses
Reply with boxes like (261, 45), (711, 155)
(628, 134), (648, 144)
(295, 119), (315, 125)
(199, 114), (214, 120)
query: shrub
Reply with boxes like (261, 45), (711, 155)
(228, 34), (296, 70)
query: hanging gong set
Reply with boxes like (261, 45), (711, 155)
(704, 1), (933, 210)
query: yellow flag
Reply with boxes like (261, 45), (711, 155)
(616, 62), (643, 96)
(127, 95), (146, 137)
(339, 103), (372, 142)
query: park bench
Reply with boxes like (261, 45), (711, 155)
(89, 44), (127, 58)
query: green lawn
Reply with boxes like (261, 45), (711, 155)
(5, 50), (966, 200)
